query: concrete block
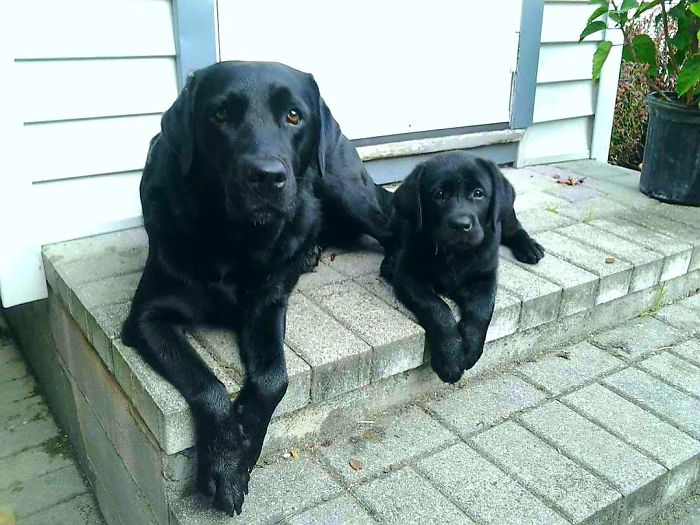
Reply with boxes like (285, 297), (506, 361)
(520, 401), (665, 495)
(0, 444), (74, 492)
(353, 273), (413, 319)
(20, 493), (103, 525)
(0, 359), (28, 384)
(0, 396), (47, 430)
(286, 293), (371, 402)
(306, 281), (424, 381)
(320, 249), (384, 278)
(0, 418), (59, 460)
(486, 288), (521, 342)
(428, 374), (547, 438)
(655, 303), (700, 335)
(287, 495), (376, 525)
(86, 301), (130, 371)
(471, 421), (621, 524)
(295, 261), (347, 292)
(559, 223), (664, 292)
(590, 317), (687, 361)
(535, 231), (632, 304)
(590, 218), (692, 282)
(353, 467), (474, 524)
(512, 192), (570, 214)
(637, 352), (700, 398)
(556, 196), (628, 222)
(512, 252), (598, 318)
(57, 243), (147, 288)
(171, 455), (341, 525)
(655, 202), (700, 230)
(503, 166), (563, 194)
(605, 367), (700, 440)
(316, 406), (455, 484)
(563, 383), (700, 469)
(518, 341), (624, 395)
(511, 208), (575, 234)
(4, 376), (37, 404)
(70, 272), (140, 335)
(672, 339), (700, 367)
(43, 227), (148, 265)
(554, 160), (640, 180)
(416, 442), (566, 525)
(498, 261), (561, 330)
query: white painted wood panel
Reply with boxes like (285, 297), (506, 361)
(532, 80), (596, 123)
(14, 0), (175, 59)
(517, 116), (592, 166)
(537, 42), (597, 83)
(541, 2), (604, 43)
(32, 172), (144, 245)
(217, 0), (522, 139)
(17, 58), (177, 123)
(25, 115), (161, 182)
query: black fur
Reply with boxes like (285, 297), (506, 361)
(381, 151), (544, 384)
(122, 61), (390, 516)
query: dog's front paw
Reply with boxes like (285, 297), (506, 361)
(509, 230), (545, 264)
(430, 333), (466, 384)
(300, 244), (323, 273)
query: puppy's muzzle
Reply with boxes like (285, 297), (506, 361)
(245, 159), (288, 190)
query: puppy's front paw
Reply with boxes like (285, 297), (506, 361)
(300, 245), (323, 273)
(430, 334), (466, 384)
(509, 230), (545, 264)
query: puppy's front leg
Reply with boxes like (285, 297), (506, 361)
(392, 266), (465, 383)
(453, 273), (497, 370)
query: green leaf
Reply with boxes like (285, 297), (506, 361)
(579, 20), (607, 42)
(677, 55), (700, 96)
(608, 10), (624, 23)
(690, 2), (700, 18)
(622, 43), (634, 61)
(632, 34), (657, 67)
(635, 0), (662, 17)
(588, 5), (609, 23)
(620, 0), (639, 12)
(593, 40), (613, 81)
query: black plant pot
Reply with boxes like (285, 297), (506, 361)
(640, 93), (700, 206)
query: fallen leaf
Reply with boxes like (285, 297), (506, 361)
(330, 253), (337, 262)
(605, 255), (615, 264)
(290, 448), (299, 460)
(556, 176), (586, 186)
(320, 439), (332, 447)
(349, 459), (362, 471)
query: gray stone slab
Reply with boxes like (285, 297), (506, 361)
(286, 293), (372, 402)
(416, 442), (566, 525)
(306, 281), (425, 381)
(70, 272), (140, 335)
(512, 253), (598, 318)
(553, 160), (640, 181)
(486, 288), (522, 342)
(0, 419), (59, 460)
(556, 196), (629, 222)
(591, 218), (693, 282)
(3, 376), (36, 404)
(655, 203), (700, 230)
(605, 367), (700, 439)
(316, 406), (455, 484)
(0, 396), (47, 429)
(321, 249), (384, 278)
(428, 374), (547, 438)
(655, 303), (700, 336)
(638, 352), (700, 398)
(471, 421), (620, 523)
(512, 192), (570, 214)
(172, 455), (341, 525)
(673, 339), (700, 367)
(0, 444), (74, 491)
(498, 261), (561, 330)
(20, 493), (104, 525)
(563, 383), (700, 469)
(559, 223), (664, 292)
(0, 359), (28, 384)
(288, 495), (376, 525)
(85, 301), (130, 371)
(521, 401), (666, 495)
(295, 261), (348, 292)
(518, 341), (624, 394)
(0, 465), (87, 519)
(590, 317), (687, 361)
(512, 208), (575, 234)
(354, 467), (474, 525)
(43, 227), (148, 264)
(535, 231), (633, 304)
(353, 273), (414, 319)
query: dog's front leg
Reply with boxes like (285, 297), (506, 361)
(453, 273), (497, 370)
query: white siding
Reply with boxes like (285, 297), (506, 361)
(517, 0), (609, 166)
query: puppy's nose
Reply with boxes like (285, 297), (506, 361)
(449, 216), (473, 233)
(246, 160), (287, 189)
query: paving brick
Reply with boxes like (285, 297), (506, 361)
(673, 339), (700, 366)
(306, 281), (425, 381)
(0, 419), (59, 460)
(316, 406), (455, 484)
(590, 317), (687, 361)
(655, 303), (700, 335)
(0, 359), (28, 384)
(556, 196), (629, 222)
(172, 455), (341, 525)
(563, 383), (700, 468)
(69, 272), (140, 335)
(512, 253), (598, 318)
(637, 352), (700, 398)
(354, 467), (473, 524)
(555, 160), (640, 181)
(590, 218), (693, 282)
(428, 374), (547, 438)
(581, 177), (659, 209)
(353, 273), (414, 319)
(0, 396), (48, 429)
(486, 288), (522, 342)
(512, 192), (570, 214)
(655, 203), (700, 230)
(321, 249), (384, 278)
(521, 401), (665, 494)
(0, 444), (73, 491)
(85, 301), (130, 371)
(559, 223), (664, 292)
(605, 367), (700, 439)
(503, 166), (562, 194)
(535, 231), (632, 304)
(0, 343), (21, 365)
(511, 208), (575, 234)
(518, 341), (624, 394)
(43, 227), (148, 265)
(498, 261), (561, 330)
(288, 495), (376, 525)
(57, 243), (147, 287)
(295, 261), (347, 292)
(3, 376), (36, 404)
(0, 465), (87, 519)
(416, 442), (567, 525)
(20, 493), (103, 525)
(286, 293), (371, 402)
(471, 421), (620, 523)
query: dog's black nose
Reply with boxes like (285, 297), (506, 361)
(449, 216), (473, 233)
(246, 160), (287, 189)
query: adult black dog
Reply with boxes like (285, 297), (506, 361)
(380, 151), (544, 384)
(122, 61), (391, 516)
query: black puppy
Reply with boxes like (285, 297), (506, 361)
(122, 61), (390, 516)
(380, 151), (544, 384)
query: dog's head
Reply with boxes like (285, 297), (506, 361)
(393, 151), (515, 250)
(158, 61), (337, 225)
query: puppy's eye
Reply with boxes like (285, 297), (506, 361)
(286, 109), (302, 125)
(473, 188), (485, 199)
(214, 109), (227, 124)
(434, 190), (445, 201)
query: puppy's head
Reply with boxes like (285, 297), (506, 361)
(159, 61), (326, 225)
(394, 151), (513, 250)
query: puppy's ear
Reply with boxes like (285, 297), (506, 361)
(393, 164), (425, 232)
(476, 157), (515, 229)
(160, 71), (198, 175)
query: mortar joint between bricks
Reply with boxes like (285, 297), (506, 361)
(628, 357), (700, 403)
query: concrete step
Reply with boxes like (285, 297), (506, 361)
(37, 160), (700, 524)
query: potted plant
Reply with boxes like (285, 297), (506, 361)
(581, 0), (700, 205)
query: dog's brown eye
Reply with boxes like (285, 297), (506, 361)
(473, 188), (485, 198)
(286, 109), (301, 125)
(214, 109), (227, 124)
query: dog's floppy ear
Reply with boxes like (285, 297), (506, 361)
(476, 157), (515, 230)
(393, 164), (425, 232)
(160, 71), (198, 175)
